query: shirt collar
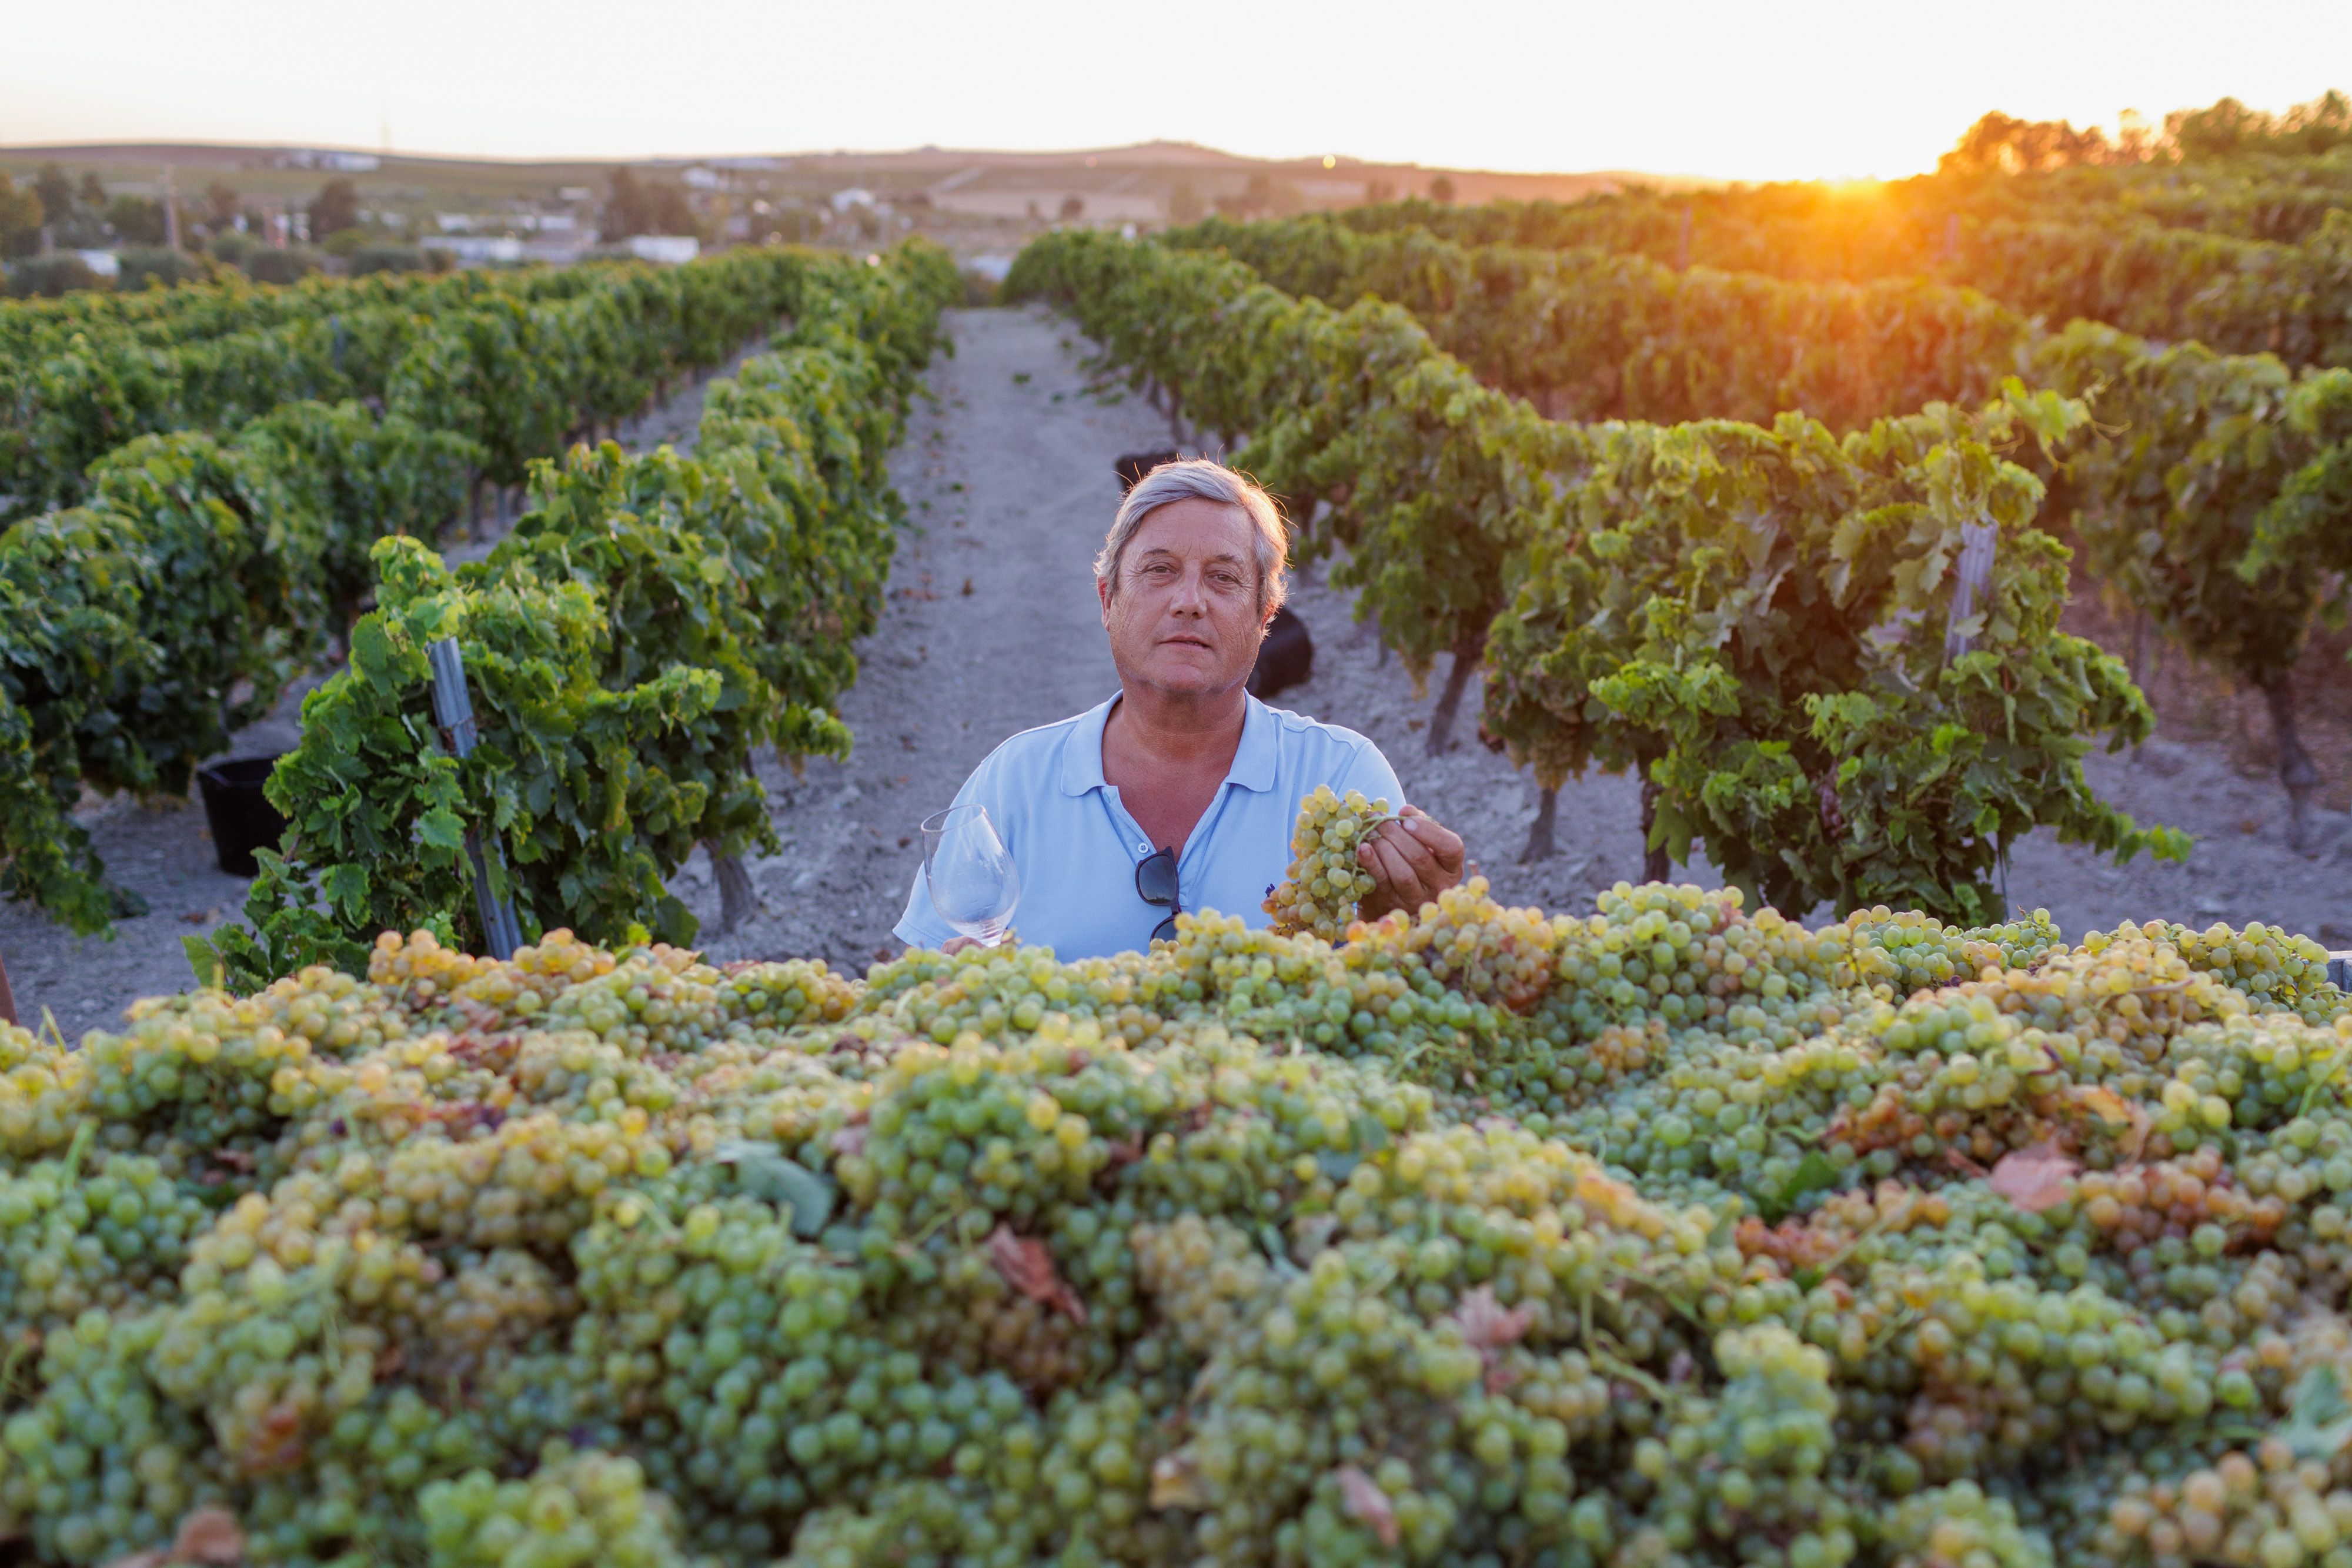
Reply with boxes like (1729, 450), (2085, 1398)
(1058, 692), (1279, 796)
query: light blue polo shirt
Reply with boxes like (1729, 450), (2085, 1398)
(894, 694), (1405, 959)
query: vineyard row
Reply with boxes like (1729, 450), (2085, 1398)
(2, 243), (959, 955)
(1160, 214), (2352, 845)
(1005, 232), (2181, 924)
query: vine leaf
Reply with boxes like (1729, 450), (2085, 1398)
(2070, 1084), (2153, 1160)
(1449, 1286), (1535, 1354)
(988, 1225), (1087, 1323)
(1988, 1141), (2077, 1213)
(714, 1139), (836, 1237)
(2281, 1365), (2352, 1460)
(1335, 1465), (1400, 1547)
(1759, 1150), (1841, 1222)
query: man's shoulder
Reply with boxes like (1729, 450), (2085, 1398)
(1253, 699), (1382, 759)
(968, 702), (1110, 791)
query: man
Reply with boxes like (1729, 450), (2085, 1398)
(894, 459), (1465, 958)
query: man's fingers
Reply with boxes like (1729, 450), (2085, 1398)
(1395, 808), (1468, 878)
(1407, 817), (1468, 876)
(1375, 818), (1444, 888)
(1361, 831), (1438, 914)
(1359, 833), (1421, 896)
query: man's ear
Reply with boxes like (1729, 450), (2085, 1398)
(1097, 572), (1114, 628)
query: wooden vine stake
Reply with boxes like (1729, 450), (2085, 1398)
(1944, 520), (1998, 663)
(427, 638), (525, 960)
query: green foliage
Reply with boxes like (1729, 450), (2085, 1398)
(0, 172), (46, 261)
(115, 245), (211, 291)
(1171, 214), (2036, 434)
(2036, 322), (2324, 692)
(1333, 167), (2352, 369)
(206, 537), (720, 983)
(308, 178), (361, 240)
(209, 243), (956, 985)
(1490, 403), (2178, 920)
(2244, 366), (2352, 620)
(3, 245), (953, 938)
(2, 255), (108, 300)
(234, 397), (483, 607)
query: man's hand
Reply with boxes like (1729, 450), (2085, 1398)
(1355, 806), (1466, 922)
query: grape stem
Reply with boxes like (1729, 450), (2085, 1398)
(1796, 1194), (1911, 1288)
(62, 1117), (95, 1181)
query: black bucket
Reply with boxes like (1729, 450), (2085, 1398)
(194, 755), (289, 877)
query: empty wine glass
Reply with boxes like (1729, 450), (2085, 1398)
(921, 803), (1020, 945)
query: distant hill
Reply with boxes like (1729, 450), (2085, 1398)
(0, 139), (1720, 260)
(0, 139), (1720, 209)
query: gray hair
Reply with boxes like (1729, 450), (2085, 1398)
(1094, 459), (1290, 616)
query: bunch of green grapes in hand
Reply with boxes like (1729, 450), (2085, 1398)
(1265, 787), (1393, 940)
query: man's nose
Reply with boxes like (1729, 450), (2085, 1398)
(1169, 568), (1211, 614)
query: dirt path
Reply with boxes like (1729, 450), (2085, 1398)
(9, 303), (2350, 1040)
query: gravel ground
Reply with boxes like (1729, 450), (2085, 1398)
(8, 303), (2350, 1040)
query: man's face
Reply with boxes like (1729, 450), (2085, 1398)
(1098, 499), (1269, 698)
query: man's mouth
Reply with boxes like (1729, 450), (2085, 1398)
(1161, 635), (1212, 650)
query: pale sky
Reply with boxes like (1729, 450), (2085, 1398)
(4, 0), (2347, 182)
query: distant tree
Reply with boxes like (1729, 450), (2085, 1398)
(203, 180), (240, 229)
(1939, 111), (2121, 173)
(116, 245), (206, 289)
(309, 178), (361, 239)
(1428, 175), (1455, 204)
(0, 172), (43, 260)
(76, 173), (107, 211)
(244, 248), (322, 285)
(1058, 194), (1085, 222)
(601, 168), (700, 240)
(1168, 178), (1204, 224)
(105, 194), (167, 245)
(2167, 90), (2352, 159)
(34, 165), (74, 223)
(647, 182), (698, 236)
(1362, 177), (1396, 205)
(349, 243), (433, 277)
(6, 255), (106, 298)
(601, 168), (646, 240)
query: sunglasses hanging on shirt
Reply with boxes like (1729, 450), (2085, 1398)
(1135, 847), (1180, 942)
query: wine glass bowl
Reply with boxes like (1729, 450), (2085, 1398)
(920, 803), (1020, 946)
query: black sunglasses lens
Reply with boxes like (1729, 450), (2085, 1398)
(1136, 850), (1178, 905)
(1152, 915), (1180, 942)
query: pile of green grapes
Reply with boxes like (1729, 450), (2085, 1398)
(0, 802), (2346, 1568)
